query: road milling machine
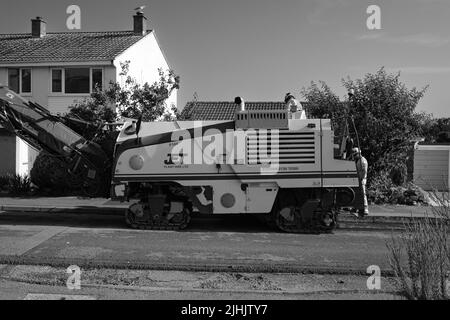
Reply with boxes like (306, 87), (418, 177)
(0, 85), (364, 233)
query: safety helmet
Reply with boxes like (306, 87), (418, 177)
(284, 93), (295, 103)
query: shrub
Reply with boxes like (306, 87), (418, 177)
(389, 164), (407, 186)
(0, 175), (10, 191)
(7, 174), (31, 196)
(387, 190), (450, 300)
(368, 169), (429, 206)
(367, 171), (394, 204)
(30, 152), (111, 197)
(30, 153), (73, 195)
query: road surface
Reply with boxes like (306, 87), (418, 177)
(0, 211), (407, 300)
(0, 211), (398, 274)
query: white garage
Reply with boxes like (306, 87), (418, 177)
(414, 144), (450, 191)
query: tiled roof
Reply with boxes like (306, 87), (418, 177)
(0, 31), (152, 64)
(181, 101), (311, 121)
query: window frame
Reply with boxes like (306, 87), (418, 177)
(50, 68), (64, 93)
(64, 67), (91, 94)
(7, 68), (32, 95)
(49, 67), (104, 96)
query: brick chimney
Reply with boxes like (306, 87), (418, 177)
(133, 12), (147, 36)
(31, 17), (46, 38)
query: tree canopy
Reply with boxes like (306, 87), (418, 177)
(109, 61), (180, 122)
(301, 68), (429, 184)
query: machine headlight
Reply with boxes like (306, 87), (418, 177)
(129, 155), (144, 171)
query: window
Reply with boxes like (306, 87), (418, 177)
(53, 68), (103, 94)
(21, 69), (31, 93)
(92, 68), (103, 91)
(7, 69), (19, 93)
(51, 69), (62, 93)
(8, 68), (31, 94)
(65, 68), (90, 93)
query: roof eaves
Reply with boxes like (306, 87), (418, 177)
(152, 31), (172, 70)
(0, 60), (114, 67)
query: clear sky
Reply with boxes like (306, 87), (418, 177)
(0, 0), (449, 117)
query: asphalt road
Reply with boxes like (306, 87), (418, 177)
(0, 211), (398, 274)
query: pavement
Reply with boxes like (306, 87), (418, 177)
(0, 196), (129, 215)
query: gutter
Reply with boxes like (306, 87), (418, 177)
(0, 61), (113, 67)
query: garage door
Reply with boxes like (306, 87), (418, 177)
(0, 129), (16, 175)
(414, 148), (449, 191)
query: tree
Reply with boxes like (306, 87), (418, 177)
(66, 61), (180, 150)
(301, 68), (429, 185)
(344, 68), (428, 182)
(301, 81), (346, 120)
(301, 81), (349, 140)
(421, 117), (450, 143)
(107, 61), (180, 122)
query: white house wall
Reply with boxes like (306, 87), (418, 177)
(114, 32), (177, 112)
(0, 65), (116, 114)
(103, 66), (117, 91)
(48, 65), (116, 114)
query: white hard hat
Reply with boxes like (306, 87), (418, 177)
(352, 147), (360, 155)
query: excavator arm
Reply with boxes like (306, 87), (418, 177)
(0, 85), (111, 196)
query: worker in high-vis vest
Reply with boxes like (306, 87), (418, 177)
(284, 93), (306, 119)
(352, 147), (369, 217)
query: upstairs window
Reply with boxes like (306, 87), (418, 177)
(8, 68), (32, 94)
(51, 69), (63, 93)
(65, 68), (90, 94)
(21, 69), (31, 93)
(51, 68), (103, 94)
(7, 69), (19, 93)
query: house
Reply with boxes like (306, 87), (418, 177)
(0, 12), (176, 176)
(414, 142), (450, 191)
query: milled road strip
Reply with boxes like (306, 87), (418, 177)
(24, 293), (96, 300)
(0, 226), (67, 256)
(0, 265), (399, 298)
